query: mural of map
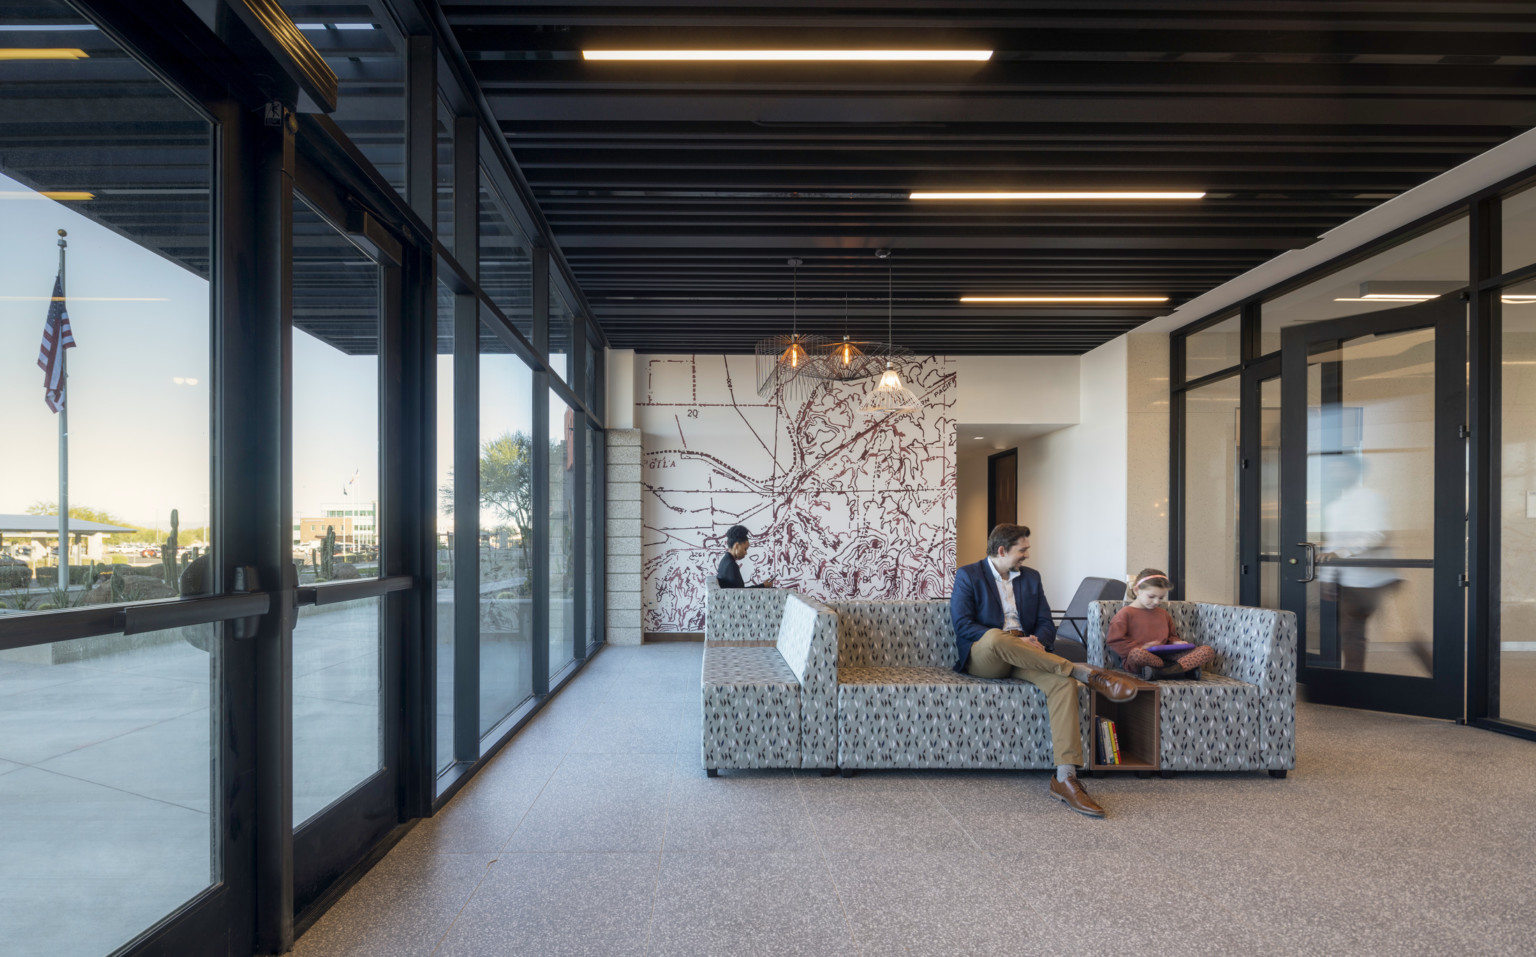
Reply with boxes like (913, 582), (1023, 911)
(638, 354), (956, 632)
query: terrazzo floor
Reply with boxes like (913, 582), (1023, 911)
(291, 642), (1536, 957)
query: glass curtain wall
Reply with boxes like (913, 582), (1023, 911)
(280, 6), (407, 193)
(1497, 183), (1536, 727)
(1182, 375), (1241, 603)
(435, 280), (456, 772)
(477, 320), (536, 735)
(0, 4), (219, 954)
(289, 198), (384, 825)
(550, 282), (575, 383)
(479, 163), (533, 340)
(550, 390), (576, 674)
(1, 1), (612, 950)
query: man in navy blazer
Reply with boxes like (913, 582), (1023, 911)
(952, 524), (1140, 817)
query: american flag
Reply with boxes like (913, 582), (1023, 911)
(37, 274), (75, 413)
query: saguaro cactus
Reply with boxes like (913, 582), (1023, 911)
(321, 525), (336, 580)
(163, 509), (180, 593)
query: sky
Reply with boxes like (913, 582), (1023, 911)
(1, 170), (383, 534)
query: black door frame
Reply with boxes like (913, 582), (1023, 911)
(1278, 296), (1467, 719)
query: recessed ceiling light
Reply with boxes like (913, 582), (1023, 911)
(910, 191), (1204, 201)
(972, 435), (985, 440)
(584, 49), (992, 62)
(0, 48), (89, 60)
(960, 296), (1169, 303)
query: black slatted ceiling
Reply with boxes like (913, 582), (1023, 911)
(442, 1), (1536, 354)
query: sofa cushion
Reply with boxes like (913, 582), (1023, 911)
(701, 646), (801, 769)
(835, 665), (1086, 769)
(832, 601), (957, 669)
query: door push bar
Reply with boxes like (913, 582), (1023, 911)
(1294, 542), (1320, 583)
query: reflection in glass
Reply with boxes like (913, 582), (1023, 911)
(478, 321), (535, 734)
(550, 391), (576, 674)
(1183, 375), (1240, 603)
(436, 110), (454, 249)
(1503, 183), (1536, 276)
(0, 3), (212, 611)
(479, 164), (533, 339)
(435, 281), (455, 772)
(1259, 377), (1281, 610)
(1261, 217), (1467, 355)
(1499, 301), (1536, 726)
(283, 11), (406, 192)
(291, 198), (385, 823)
(291, 199), (380, 581)
(1306, 327), (1436, 677)
(0, 625), (218, 956)
(585, 419), (598, 650)
(550, 281), (575, 383)
(293, 596), (383, 824)
(1185, 313), (1241, 381)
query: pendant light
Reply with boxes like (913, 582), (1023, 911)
(755, 257), (827, 400)
(860, 249), (922, 415)
(806, 291), (881, 382)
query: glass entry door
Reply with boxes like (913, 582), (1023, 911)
(1279, 296), (1466, 718)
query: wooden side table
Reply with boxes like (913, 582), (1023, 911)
(1085, 677), (1160, 773)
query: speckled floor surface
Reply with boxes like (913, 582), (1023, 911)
(291, 643), (1536, 957)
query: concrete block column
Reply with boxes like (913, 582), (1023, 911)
(605, 428), (643, 645)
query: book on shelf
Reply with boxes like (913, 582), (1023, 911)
(1110, 721), (1123, 764)
(1097, 717), (1119, 765)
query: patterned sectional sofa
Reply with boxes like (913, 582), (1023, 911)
(828, 600), (1091, 770)
(1086, 600), (1297, 774)
(701, 583), (837, 772)
(701, 587), (1297, 777)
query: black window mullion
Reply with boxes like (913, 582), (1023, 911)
(533, 373), (551, 696)
(1468, 195), (1501, 723)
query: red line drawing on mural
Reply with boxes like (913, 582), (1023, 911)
(640, 354), (956, 632)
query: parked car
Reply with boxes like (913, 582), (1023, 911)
(140, 546), (160, 558)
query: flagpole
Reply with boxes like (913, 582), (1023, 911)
(57, 229), (69, 600)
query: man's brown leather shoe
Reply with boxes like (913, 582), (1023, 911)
(1086, 668), (1140, 703)
(1049, 776), (1105, 818)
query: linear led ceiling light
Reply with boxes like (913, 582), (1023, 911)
(961, 296), (1169, 304)
(0, 190), (94, 201)
(583, 49), (992, 62)
(910, 191), (1204, 201)
(0, 48), (89, 60)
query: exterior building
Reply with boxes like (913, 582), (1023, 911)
(296, 502), (378, 552)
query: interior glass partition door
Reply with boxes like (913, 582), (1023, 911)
(1279, 296), (1466, 718)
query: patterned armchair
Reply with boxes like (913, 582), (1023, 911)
(1086, 600), (1297, 774)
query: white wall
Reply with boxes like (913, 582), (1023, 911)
(952, 355), (1079, 424)
(1016, 338), (1131, 609)
(604, 348), (636, 429)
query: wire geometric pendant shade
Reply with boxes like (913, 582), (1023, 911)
(860, 250), (923, 416)
(756, 332), (830, 400)
(755, 258), (829, 400)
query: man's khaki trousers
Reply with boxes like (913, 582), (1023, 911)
(965, 629), (1083, 767)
